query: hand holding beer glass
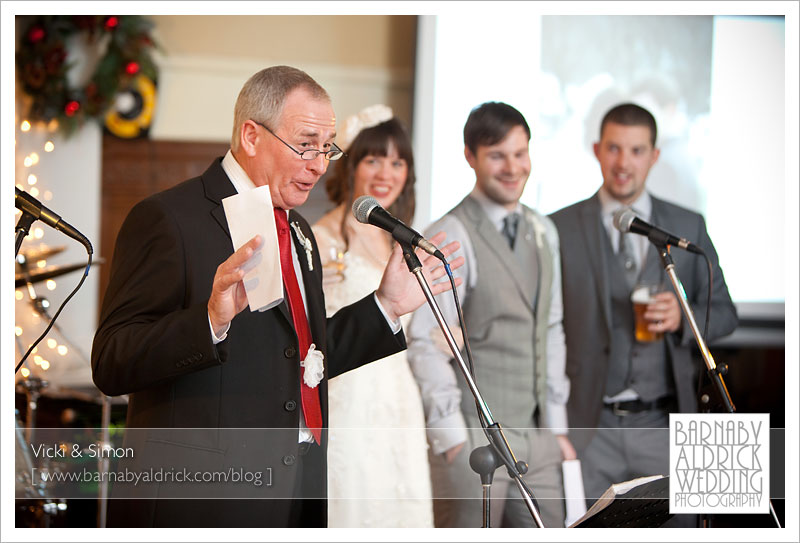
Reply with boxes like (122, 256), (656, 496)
(632, 283), (666, 342)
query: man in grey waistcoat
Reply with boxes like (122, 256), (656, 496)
(549, 103), (738, 514)
(407, 102), (575, 528)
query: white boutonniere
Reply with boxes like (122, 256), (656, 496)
(290, 221), (314, 271)
(529, 214), (546, 248)
(301, 343), (324, 388)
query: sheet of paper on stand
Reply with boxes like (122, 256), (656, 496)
(222, 185), (283, 312)
(569, 475), (671, 528)
(562, 458), (588, 527)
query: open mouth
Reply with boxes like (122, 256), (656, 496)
(498, 178), (521, 189)
(294, 180), (316, 191)
(613, 171), (631, 183)
(370, 185), (393, 197)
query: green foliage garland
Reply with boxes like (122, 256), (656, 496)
(16, 15), (159, 137)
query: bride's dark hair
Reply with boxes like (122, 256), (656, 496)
(324, 118), (416, 251)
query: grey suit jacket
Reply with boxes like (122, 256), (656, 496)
(550, 192), (738, 451)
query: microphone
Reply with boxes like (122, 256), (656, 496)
(613, 208), (703, 254)
(15, 187), (93, 253)
(352, 195), (443, 259)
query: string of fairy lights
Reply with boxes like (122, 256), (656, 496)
(15, 116), (75, 380)
(13, 15), (158, 386)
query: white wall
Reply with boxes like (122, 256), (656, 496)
(414, 12), (791, 317)
(151, 54), (413, 143)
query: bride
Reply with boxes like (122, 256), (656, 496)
(313, 105), (433, 528)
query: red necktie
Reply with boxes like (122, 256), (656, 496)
(274, 208), (322, 445)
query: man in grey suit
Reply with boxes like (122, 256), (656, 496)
(549, 103), (738, 510)
(408, 102), (575, 528)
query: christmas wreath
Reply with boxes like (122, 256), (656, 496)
(16, 15), (159, 138)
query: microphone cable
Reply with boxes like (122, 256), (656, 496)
(440, 257), (541, 517)
(15, 253), (93, 374)
(701, 251), (712, 341)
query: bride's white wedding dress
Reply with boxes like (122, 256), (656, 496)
(313, 216), (434, 528)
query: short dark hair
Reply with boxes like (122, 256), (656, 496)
(325, 118), (416, 250)
(600, 103), (658, 147)
(463, 102), (531, 155)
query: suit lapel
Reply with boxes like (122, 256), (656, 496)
(518, 209), (544, 308)
(201, 158), (238, 239)
(200, 159), (296, 327)
(579, 194), (613, 333)
(288, 210), (325, 343)
(287, 211), (328, 418)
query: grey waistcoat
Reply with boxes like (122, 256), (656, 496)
(450, 196), (553, 431)
(602, 228), (675, 401)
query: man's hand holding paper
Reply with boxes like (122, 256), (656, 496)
(208, 185), (286, 337)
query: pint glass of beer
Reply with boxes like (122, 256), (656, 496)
(631, 283), (663, 342)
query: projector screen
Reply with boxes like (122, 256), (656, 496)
(413, 13), (788, 320)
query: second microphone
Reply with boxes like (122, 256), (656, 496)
(352, 195), (444, 260)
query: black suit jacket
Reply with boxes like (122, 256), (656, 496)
(91, 158), (405, 526)
(550, 193), (738, 451)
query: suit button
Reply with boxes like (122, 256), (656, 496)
(282, 455), (296, 466)
(284, 400), (297, 411)
(284, 347), (296, 358)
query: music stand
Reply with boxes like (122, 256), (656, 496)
(571, 475), (672, 528)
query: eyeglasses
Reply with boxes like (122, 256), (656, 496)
(252, 120), (344, 161)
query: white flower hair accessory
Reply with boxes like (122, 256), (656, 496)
(338, 104), (394, 151)
(301, 343), (324, 388)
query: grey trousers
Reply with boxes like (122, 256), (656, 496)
(579, 406), (696, 527)
(580, 407), (670, 501)
(428, 426), (565, 528)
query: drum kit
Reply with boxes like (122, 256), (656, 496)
(15, 243), (123, 528)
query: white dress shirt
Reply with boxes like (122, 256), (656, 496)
(211, 150), (400, 442)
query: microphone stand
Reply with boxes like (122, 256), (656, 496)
(655, 243), (781, 528)
(656, 244), (734, 413)
(16, 211), (37, 256)
(399, 242), (544, 528)
(98, 394), (112, 528)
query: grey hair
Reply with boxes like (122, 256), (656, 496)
(230, 66), (330, 152)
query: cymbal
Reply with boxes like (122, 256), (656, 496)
(15, 259), (104, 288)
(17, 245), (67, 264)
(39, 384), (129, 404)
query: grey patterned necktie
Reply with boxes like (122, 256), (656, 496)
(502, 213), (520, 249)
(617, 229), (639, 286)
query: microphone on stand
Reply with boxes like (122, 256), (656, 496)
(613, 208), (703, 254)
(352, 195), (444, 260)
(15, 188), (93, 253)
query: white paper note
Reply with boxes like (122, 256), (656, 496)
(562, 459), (588, 527)
(221, 186), (284, 312)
